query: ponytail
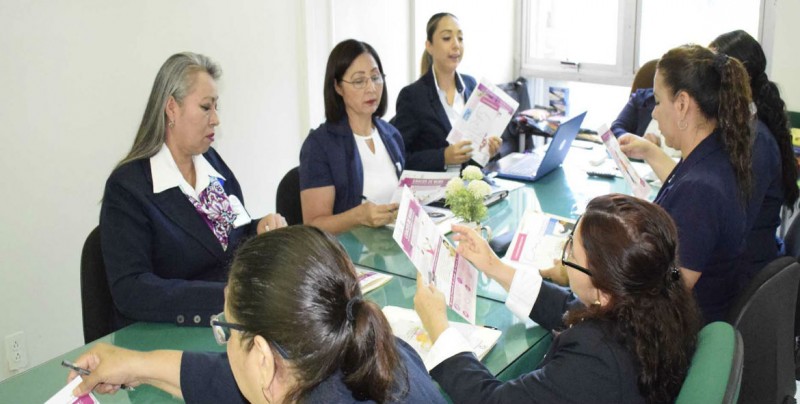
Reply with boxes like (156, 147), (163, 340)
(419, 50), (432, 77)
(753, 74), (799, 208)
(711, 29), (799, 208)
(342, 298), (408, 402)
(715, 53), (754, 199)
(226, 226), (407, 403)
(658, 45), (755, 201)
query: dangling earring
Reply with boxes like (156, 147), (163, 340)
(677, 119), (688, 130)
(593, 290), (601, 306)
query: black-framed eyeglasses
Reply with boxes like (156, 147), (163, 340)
(561, 216), (592, 277)
(210, 313), (290, 359)
(340, 74), (385, 90)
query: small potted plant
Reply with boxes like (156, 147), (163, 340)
(445, 166), (492, 239)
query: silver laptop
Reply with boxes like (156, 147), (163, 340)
(491, 111), (587, 182)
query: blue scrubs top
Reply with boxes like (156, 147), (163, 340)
(655, 130), (747, 322)
(737, 120), (784, 288)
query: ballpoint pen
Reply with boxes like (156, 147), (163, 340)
(61, 360), (135, 391)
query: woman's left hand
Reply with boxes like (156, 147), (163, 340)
(414, 274), (449, 344)
(257, 213), (287, 234)
(488, 136), (502, 158)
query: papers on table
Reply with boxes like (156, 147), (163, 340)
(382, 306), (501, 371)
(393, 186), (478, 323)
(446, 79), (519, 167)
(598, 125), (651, 199)
(45, 376), (99, 404)
(503, 210), (575, 271)
(355, 266), (393, 294)
(390, 170), (459, 205)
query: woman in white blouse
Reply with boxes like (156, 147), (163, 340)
(299, 39), (405, 234)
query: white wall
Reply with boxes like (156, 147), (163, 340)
(771, 0), (800, 111)
(411, 0), (518, 86)
(0, 1), (304, 381)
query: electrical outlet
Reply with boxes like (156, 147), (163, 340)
(5, 331), (28, 371)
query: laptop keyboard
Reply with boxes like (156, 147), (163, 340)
(505, 156), (542, 176)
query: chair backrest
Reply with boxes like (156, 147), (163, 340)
(726, 255), (800, 404)
(783, 212), (800, 258)
(276, 166), (303, 226)
(676, 322), (744, 404)
(80, 226), (114, 344)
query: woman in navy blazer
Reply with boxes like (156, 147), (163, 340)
(300, 39), (404, 234)
(68, 227), (445, 404)
(415, 194), (701, 402)
(393, 13), (501, 172)
(101, 53), (285, 330)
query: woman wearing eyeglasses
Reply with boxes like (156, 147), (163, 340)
(392, 12), (501, 172)
(300, 39), (404, 234)
(67, 226), (445, 403)
(414, 194), (701, 403)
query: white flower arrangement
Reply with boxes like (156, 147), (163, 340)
(445, 167), (489, 224)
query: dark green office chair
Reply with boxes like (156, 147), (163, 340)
(675, 321), (743, 404)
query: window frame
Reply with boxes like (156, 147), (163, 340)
(519, 0), (775, 86)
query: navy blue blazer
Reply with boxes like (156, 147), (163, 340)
(393, 69), (476, 171)
(180, 338), (446, 403)
(100, 147), (259, 329)
(611, 88), (655, 138)
(431, 282), (645, 403)
(299, 117), (405, 215)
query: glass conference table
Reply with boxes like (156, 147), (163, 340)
(0, 142), (645, 403)
(341, 143), (651, 303)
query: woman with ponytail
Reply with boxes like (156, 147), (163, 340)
(619, 44), (754, 322)
(66, 226), (445, 403)
(710, 30), (799, 288)
(415, 194), (701, 402)
(392, 12), (501, 171)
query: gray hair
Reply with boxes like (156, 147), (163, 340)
(116, 52), (221, 168)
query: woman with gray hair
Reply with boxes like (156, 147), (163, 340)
(100, 52), (285, 332)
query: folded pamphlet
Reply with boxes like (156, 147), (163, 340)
(382, 306), (501, 370)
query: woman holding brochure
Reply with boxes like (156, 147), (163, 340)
(300, 39), (404, 234)
(67, 226), (445, 404)
(619, 44), (755, 322)
(100, 52), (285, 330)
(393, 12), (501, 172)
(414, 193), (701, 403)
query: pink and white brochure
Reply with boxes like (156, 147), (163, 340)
(598, 125), (651, 199)
(393, 186), (478, 323)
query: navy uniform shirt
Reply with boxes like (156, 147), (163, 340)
(655, 130), (748, 322)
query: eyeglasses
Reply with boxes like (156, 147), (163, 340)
(340, 74), (385, 90)
(210, 313), (290, 359)
(561, 216), (592, 277)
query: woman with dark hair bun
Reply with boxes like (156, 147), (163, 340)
(67, 226), (445, 403)
(619, 44), (755, 321)
(710, 30), (799, 288)
(415, 193), (701, 403)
